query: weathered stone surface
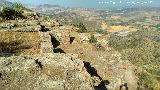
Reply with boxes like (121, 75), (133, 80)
(91, 76), (101, 86)
(39, 32), (53, 53)
(40, 20), (60, 28)
(40, 42), (53, 53)
(0, 17), (138, 90)
(23, 10), (39, 20)
(0, 53), (93, 90)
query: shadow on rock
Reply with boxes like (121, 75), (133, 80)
(50, 35), (60, 48)
(35, 59), (43, 69)
(39, 25), (50, 32)
(83, 61), (110, 90)
(53, 48), (65, 53)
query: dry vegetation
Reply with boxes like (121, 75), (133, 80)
(107, 25), (137, 32)
(0, 31), (40, 56)
(108, 29), (160, 89)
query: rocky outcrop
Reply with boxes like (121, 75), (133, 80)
(0, 19), (138, 90)
(0, 53), (93, 90)
(22, 10), (39, 20)
(39, 31), (53, 53)
(96, 52), (138, 90)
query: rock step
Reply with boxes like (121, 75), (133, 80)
(39, 31), (53, 53)
(40, 42), (53, 53)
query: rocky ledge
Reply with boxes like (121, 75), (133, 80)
(0, 53), (93, 90)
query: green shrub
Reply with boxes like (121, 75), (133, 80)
(0, 7), (24, 20)
(89, 34), (97, 43)
(138, 72), (158, 89)
(76, 23), (87, 33)
(0, 3), (25, 20)
(153, 24), (160, 30)
(42, 16), (49, 21)
(96, 29), (109, 35)
(12, 2), (25, 11)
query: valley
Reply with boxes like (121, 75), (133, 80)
(0, 1), (160, 90)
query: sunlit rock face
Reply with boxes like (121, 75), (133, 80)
(0, 53), (93, 90)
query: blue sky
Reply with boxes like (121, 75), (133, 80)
(7, 0), (160, 8)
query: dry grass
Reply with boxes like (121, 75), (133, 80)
(0, 31), (40, 55)
(107, 25), (137, 32)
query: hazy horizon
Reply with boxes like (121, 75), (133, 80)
(7, 0), (160, 8)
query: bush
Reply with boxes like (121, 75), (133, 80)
(42, 16), (49, 21)
(138, 72), (158, 90)
(0, 7), (24, 20)
(153, 24), (160, 30)
(12, 2), (25, 11)
(76, 23), (87, 33)
(89, 34), (97, 43)
(0, 3), (25, 20)
(96, 29), (109, 35)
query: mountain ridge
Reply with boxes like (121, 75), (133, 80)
(0, 0), (13, 7)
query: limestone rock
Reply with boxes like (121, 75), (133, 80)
(91, 76), (101, 86)
(0, 53), (93, 90)
(23, 10), (39, 20)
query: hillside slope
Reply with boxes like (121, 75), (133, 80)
(0, 0), (13, 7)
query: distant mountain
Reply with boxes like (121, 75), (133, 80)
(0, 0), (13, 7)
(37, 4), (61, 8)
(26, 4), (64, 11)
(36, 4), (65, 11)
(27, 4), (66, 15)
